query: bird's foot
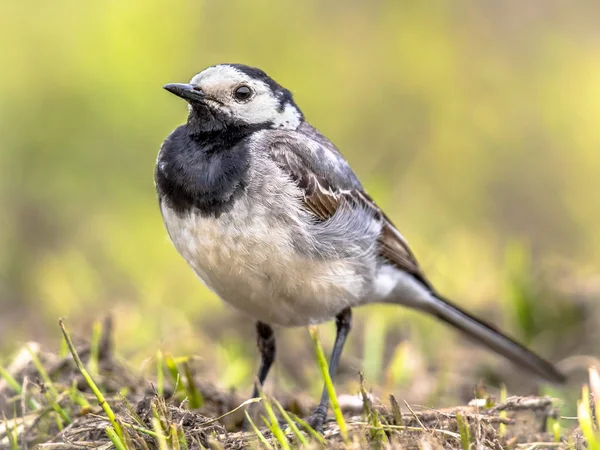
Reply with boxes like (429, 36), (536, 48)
(241, 417), (252, 432)
(302, 407), (327, 433)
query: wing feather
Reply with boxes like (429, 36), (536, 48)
(261, 129), (431, 287)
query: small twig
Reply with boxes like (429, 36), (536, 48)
(489, 396), (554, 413)
(516, 443), (564, 449)
(198, 397), (261, 426)
(349, 421), (460, 439)
(88, 413), (164, 438)
(32, 444), (97, 450)
(402, 399), (427, 430)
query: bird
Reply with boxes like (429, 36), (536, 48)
(155, 63), (565, 430)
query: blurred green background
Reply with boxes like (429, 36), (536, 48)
(1, 0), (598, 409)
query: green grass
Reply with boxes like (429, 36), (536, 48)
(576, 366), (600, 449)
(0, 316), (592, 449)
(578, 384), (600, 450)
(0, 366), (22, 394)
(244, 411), (273, 450)
(288, 412), (327, 446)
(59, 319), (123, 440)
(161, 353), (203, 408)
(273, 398), (309, 447)
(589, 367), (600, 428)
(2, 412), (19, 450)
(359, 372), (389, 447)
(88, 320), (103, 378)
(182, 362), (203, 409)
(106, 426), (128, 450)
(455, 413), (471, 450)
(308, 325), (348, 443)
(259, 389), (291, 450)
(27, 345), (71, 427)
(152, 417), (169, 450)
(0, 364), (39, 411)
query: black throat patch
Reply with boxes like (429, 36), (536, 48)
(155, 118), (264, 218)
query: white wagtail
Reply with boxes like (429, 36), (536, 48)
(156, 64), (565, 429)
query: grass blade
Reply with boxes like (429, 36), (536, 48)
(183, 362), (203, 409)
(27, 345), (71, 425)
(359, 372), (388, 447)
(0, 365), (39, 410)
(164, 353), (189, 396)
(244, 411), (273, 449)
(259, 390), (290, 450)
(578, 385), (600, 450)
(119, 418), (136, 450)
(178, 426), (190, 450)
(3, 412), (19, 450)
(456, 413), (471, 450)
(273, 399), (308, 446)
(106, 426), (127, 450)
(0, 366), (22, 393)
(308, 325), (348, 442)
(170, 423), (181, 450)
(153, 418), (169, 450)
(59, 319), (122, 439)
(389, 394), (403, 425)
(589, 366), (600, 429)
(289, 413), (327, 446)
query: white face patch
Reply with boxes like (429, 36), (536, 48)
(188, 65), (302, 129)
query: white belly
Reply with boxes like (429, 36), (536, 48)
(160, 197), (367, 327)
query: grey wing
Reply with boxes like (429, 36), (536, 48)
(256, 128), (432, 289)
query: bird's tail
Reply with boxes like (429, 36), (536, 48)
(423, 293), (565, 384)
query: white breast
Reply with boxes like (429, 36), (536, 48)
(159, 158), (368, 327)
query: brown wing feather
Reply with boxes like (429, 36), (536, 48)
(304, 179), (430, 286)
(268, 136), (431, 288)
(353, 191), (432, 288)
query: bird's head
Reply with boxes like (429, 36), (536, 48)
(164, 64), (304, 132)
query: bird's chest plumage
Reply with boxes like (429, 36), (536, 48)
(161, 195), (291, 294)
(158, 159), (368, 327)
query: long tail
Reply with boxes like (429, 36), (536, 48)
(424, 293), (565, 383)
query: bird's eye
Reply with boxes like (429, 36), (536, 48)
(233, 85), (252, 101)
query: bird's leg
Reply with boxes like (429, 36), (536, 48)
(243, 321), (276, 430)
(251, 321), (276, 398)
(306, 307), (352, 432)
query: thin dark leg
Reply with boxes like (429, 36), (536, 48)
(243, 321), (275, 430)
(306, 307), (352, 431)
(251, 321), (276, 399)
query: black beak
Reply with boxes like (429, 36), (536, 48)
(163, 83), (206, 102)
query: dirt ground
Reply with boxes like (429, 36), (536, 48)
(0, 321), (587, 450)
